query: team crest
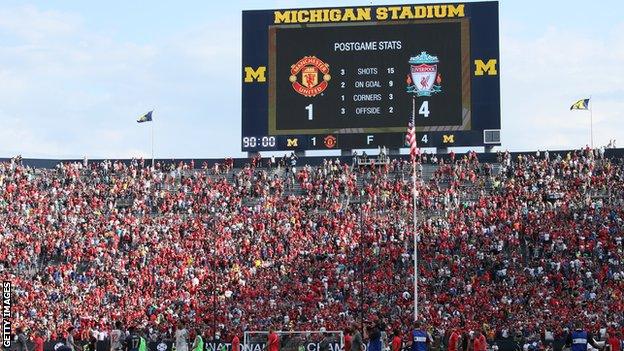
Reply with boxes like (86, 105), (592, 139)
(324, 135), (336, 148)
(289, 56), (331, 97)
(406, 51), (442, 97)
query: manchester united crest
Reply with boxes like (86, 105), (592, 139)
(406, 51), (442, 97)
(289, 56), (331, 97)
(324, 135), (337, 148)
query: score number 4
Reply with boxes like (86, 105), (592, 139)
(418, 101), (430, 118)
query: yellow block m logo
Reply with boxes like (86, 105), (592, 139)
(244, 66), (267, 83)
(442, 134), (455, 144)
(287, 138), (298, 147)
(474, 59), (498, 76)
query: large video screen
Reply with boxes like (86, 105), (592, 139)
(242, 2), (500, 151)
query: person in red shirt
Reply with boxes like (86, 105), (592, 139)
(344, 328), (352, 351)
(232, 332), (240, 351)
(267, 328), (279, 351)
(448, 329), (461, 351)
(33, 330), (45, 351)
(472, 331), (487, 351)
(391, 330), (402, 351)
(607, 331), (621, 351)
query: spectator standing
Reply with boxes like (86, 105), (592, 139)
(191, 329), (204, 351)
(231, 333), (240, 351)
(351, 324), (363, 351)
(391, 330), (402, 351)
(124, 327), (141, 351)
(67, 328), (81, 351)
(409, 322), (430, 351)
(33, 331), (44, 351)
(110, 322), (124, 351)
(16, 328), (29, 351)
(319, 332), (332, 351)
(267, 328), (279, 351)
(565, 322), (603, 351)
(139, 332), (147, 351)
(472, 331), (487, 351)
(344, 328), (352, 351)
(175, 323), (189, 351)
(607, 331), (621, 351)
(460, 331), (469, 351)
(289, 153), (298, 168)
(85, 330), (97, 351)
(448, 329), (461, 351)
(366, 322), (382, 351)
(379, 321), (388, 351)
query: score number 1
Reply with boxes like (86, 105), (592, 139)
(305, 103), (313, 120)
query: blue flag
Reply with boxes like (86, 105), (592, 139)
(137, 111), (153, 123)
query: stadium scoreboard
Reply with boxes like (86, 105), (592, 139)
(242, 2), (500, 152)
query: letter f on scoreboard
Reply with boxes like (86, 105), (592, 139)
(244, 66), (267, 82)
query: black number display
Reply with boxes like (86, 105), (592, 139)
(272, 21), (464, 133)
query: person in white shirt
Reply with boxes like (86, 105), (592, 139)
(66, 327), (81, 351)
(175, 322), (189, 351)
(110, 321), (124, 351)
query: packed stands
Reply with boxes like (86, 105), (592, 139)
(1, 148), (623, 347)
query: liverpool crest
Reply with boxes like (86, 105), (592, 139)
(406, 51), (442, 97)
(289, 56), (331, 97)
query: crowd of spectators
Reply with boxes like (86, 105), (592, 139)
(1, 147), (623, 349)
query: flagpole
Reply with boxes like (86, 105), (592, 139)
(412, 95), (418, 322)
(151, 111), (154, 169)
(590, 97), (593, 149)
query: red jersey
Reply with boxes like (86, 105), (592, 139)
(34, 336), (44, 351)
(608, 336), (621, 351)
(391, 335), (402, 351)
(232, 335), (240, 351)
(473, 335), (487, 351)
(344, 334), (352, 351)
(268, 332), (279, 351)
(448, 331), (460, 351)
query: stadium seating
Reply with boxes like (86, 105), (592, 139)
(1, 148), (623, 347)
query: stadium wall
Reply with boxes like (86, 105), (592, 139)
(2, 148), (623, 169)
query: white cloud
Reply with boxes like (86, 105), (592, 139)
(0, 112), (72, 158)
(0, 5), (80, 43)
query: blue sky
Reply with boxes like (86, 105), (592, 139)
(0, 0), (622, 158)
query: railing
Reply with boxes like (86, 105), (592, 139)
(355, 157), (390, 166)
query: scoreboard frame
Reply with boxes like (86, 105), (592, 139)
(242, 2), (500, 152)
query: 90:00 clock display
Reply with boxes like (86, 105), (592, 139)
(242, 136), (277, 148)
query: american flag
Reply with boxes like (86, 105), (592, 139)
(406, 120), (419, 161)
